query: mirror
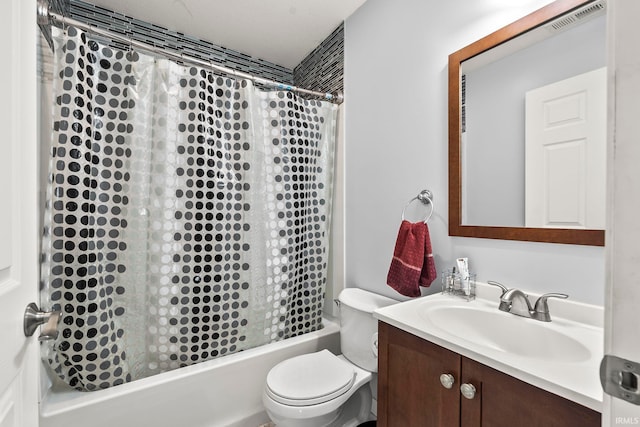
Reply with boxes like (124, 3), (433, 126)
(448, 0), (606, 246)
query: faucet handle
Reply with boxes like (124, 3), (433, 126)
(533, 293), (568, 322)
(487, 281), (509, 296)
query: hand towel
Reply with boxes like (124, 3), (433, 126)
(386, 220), (437, 297)
(419, 224), (437, 288)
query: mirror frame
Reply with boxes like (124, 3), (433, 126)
(448, 0), (605, 246)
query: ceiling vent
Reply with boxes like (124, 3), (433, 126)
(546, 0), (606, 32)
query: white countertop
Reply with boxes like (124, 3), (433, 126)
(373, 282), (604, 412)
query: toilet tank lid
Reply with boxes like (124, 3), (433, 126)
(338, 288), (397, 313)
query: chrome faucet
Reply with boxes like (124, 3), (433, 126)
(487, 281), (568, 322)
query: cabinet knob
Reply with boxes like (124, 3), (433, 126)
(460, 383), (476, 399)
(440, 373), (455, 389)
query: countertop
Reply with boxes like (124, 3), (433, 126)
(373, 282), (604, 412)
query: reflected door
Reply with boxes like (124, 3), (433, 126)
(525, 67), (606, 229)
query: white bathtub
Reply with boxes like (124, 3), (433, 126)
(39, 318), (341, 427)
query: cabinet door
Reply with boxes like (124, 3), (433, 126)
(378, 322), (461, 427)
(460, 357), (601, 427)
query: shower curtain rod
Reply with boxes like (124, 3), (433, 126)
(37, 3), (344, 104)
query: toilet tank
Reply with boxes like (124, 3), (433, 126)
(338, 288), (397, 372)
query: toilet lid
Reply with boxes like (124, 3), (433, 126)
(265, 350), (356, 406)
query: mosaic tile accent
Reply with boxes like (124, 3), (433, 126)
(45, 1), (345, 99)
(462, 74), (466, 132)
(293, 24), (344, 95)
(67, 0), (294, 84)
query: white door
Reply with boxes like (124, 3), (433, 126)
(525, 67), (607, 229)
(602, 1), (640, 425)
(0, 0), (40, 426)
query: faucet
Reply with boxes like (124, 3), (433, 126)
(487, 281), (568, 322)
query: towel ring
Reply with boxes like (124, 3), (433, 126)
(401, 190), (435, 223)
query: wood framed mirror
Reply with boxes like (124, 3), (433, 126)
(448, 0), (606, 246)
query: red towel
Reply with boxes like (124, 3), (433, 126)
(386, 220), (437, 297)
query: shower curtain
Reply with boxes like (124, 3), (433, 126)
(41, 26), (337, 391)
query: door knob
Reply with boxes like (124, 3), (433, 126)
(460, 383), (477, 399)
(24, 303), (61, 341)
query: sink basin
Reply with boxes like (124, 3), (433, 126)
(420, 303), (591, 362)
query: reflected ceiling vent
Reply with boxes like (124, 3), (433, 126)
(545, 0), (606, 32)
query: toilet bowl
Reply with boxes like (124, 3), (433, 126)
(263, 350), (372, 427)
(262, 288), (397, 427)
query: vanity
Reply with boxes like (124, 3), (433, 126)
(373, 283), (603, 426)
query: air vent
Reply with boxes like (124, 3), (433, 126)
(550, 15), (578, 31)
(546, 0), (606, 32)
(575, 2), (606, 20)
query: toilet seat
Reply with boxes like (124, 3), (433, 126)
(265, 350), (356, 406)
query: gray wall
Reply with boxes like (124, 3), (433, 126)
(344, 0), (605, 305)
(465, 15), (606, 226)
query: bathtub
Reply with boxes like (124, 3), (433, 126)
(39, 317), (341, 427)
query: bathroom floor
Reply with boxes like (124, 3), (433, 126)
(258, 420), (377, 426)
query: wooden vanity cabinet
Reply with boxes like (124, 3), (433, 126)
(377, 321), (462, 426)
(377, 322), (601, 427)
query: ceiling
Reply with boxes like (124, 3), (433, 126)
(87, 0), (368, 69)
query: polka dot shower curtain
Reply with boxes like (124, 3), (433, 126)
(40, 26), (337, 391)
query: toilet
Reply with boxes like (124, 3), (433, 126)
(262, 288), (397, 427)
